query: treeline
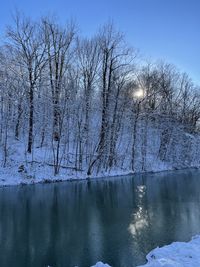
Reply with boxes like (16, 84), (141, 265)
(0, 13), (200, 176)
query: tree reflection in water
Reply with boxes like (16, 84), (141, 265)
(0, 170), (200, 266)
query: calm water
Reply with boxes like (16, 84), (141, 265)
(1, 170), (200, 267)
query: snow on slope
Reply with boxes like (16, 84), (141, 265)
(0, 121), (200, 187)
(138, 235), (200, 267)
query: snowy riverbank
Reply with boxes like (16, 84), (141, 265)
(138, 235), (200, 267)
(91, 236), (200, 267)
(91, 262), (111, 267)
(0, 139), (178, 187)
(0, 157), (199, 187)
(0, 166), (135, 187)
(0, 162), (199, 187)
(0, 117), (200, 188)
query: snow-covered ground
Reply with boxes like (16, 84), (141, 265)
(0, 157), (197, 187)
(0, 126), (200, 187)
(0, 138), (172, 187)
(0, 140), (136, 186)
(91, 236), (200, 267)
(91, 262), (111, 267)
(0, 164), (137, 187)
(138, 235), (200, 267)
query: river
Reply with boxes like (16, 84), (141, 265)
(0, 169), (200, 267)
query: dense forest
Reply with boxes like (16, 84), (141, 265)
(0, 13), (200, 180)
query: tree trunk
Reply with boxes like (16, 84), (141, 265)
(27, 84), (34, 153)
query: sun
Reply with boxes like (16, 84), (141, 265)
(133, 88), (144, 98)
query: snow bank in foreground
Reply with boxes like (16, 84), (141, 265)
(91, 262), (111, 267)
(138, 235), (200, 267)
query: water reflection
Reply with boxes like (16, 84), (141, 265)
(0, 170), (200, 267)
(129, 185), (148, 237)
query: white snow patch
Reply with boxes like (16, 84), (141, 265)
(138, 235), (200, 267)
(90, 262), (111, 267)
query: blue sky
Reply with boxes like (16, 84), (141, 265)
(0, 0), (199, 83)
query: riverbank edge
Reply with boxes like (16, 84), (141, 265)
(0, 166), (199, 188)
(138, 235), (200, 267)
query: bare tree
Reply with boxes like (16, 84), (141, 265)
(42, 18), (76, 142)
(77, 37), (100, 160)
(7, 13), (47, 153)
